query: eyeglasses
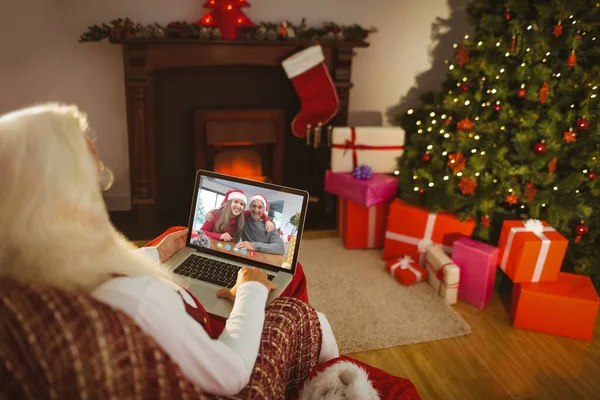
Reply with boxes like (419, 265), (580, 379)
(85, 128), (114, 192)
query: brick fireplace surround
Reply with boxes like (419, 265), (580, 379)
(110, 39), (367, 238)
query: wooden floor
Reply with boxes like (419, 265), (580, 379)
(138, 230), (600, 399)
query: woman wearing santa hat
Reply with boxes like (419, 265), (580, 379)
(200, 189), (248, 242)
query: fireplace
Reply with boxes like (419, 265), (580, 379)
(112, 40), (367, 237)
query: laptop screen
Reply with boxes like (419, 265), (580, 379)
(187, 171), (308, 273)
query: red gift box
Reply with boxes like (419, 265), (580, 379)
(511, 272), (600, 341)
(383, 199), (475, 263)
(385, 256), (427, 286)
(338, 197), (388, 249)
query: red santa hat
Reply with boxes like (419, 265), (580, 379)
(249, 194), (268, 212)
(220, 189), (247, 207)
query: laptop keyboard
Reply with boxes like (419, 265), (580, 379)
(174, 254), (275, 288)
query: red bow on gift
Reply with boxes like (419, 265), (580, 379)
(332, 127), (405, 169)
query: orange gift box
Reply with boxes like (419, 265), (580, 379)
(511, 272), (600, 341)
(385, 256), (427, 286)
(497, 219), (568, 283)
(337, 198), (388, 249)
(383, 198), (475, 262)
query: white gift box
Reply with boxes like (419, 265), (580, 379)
(425, 245), (460, 305)
(330, 127), (405, 173)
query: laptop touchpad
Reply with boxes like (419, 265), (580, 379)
(188, 284), (220, 309)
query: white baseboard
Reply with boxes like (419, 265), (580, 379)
(103, 193), (131, 211)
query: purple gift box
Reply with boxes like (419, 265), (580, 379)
(451, 237), (499, 309)
(325, 170), (398, 208)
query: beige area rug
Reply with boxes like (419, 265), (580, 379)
(298, 238), (471, 354)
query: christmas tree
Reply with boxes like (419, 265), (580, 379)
(396, 0), (600, 289)
(197, 0), (254, 40)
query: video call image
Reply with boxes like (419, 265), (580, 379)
(189, 176), (304, 269)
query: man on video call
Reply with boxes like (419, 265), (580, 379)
(235, 194), (285, 255)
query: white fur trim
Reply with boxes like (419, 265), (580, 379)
(249, 194), (268, 211)
(227, 191), (247, 204)
(282, 45), (325, 78)
(299, 361), (379, 400)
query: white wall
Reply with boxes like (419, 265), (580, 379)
(263, 191), (304, 236)
(0, 0), (470, 210)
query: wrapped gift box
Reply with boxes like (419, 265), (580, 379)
(330, 127), (405, 173)
(325, 170), (398, 208)
(497, 219), (568, 283)
(338, 198), (388, 249)
(425, 246), (460, 305)
(385, 255), (427, 286)
(452, 237), (499, 309)
(383, 198), (475, 263)
(511, 273), (600, 341)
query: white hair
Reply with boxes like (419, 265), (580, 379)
(0, 103), (172, 292)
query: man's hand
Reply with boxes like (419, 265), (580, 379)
(216, 267), (277, 300)
(265, 220), (275, 233)
(156, 229), (188, 263)
(220, 232), (233, 242)
(205, 212), (216, 222)
(235, 241), (255, 250)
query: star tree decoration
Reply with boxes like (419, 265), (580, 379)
(505, 193), (519, 205)
(456, 45), (469, 66)
(524, 182), (537, 201)
(456, 117), (474, 130)
(563, 130), (577, 143)
(447, 152), (466, 174)
(538, 82), (549, 104)
(458, 177), (477, 195)
(553, 21), (563, 37)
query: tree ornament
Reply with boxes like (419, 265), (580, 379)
(538, 82), (549, 104)
(493, 103), (501, 112)
(418, 188), (425, 195)
(577, 117), (589, 131)
(589, 171), (597, 181)
(563, 130), (577, 143)
(533, 142), (547, 154)
(444, 116), (453, 127)
(504, 8), (511, 20)
(198, 0), (255, 40)
(458, 177), (477, 195)
(457, 117), (474, 130)
(481, 215), (491, 228)
(505, 193), (519, 205)
(421, 153), (432, 163)
(574, 221), (588, 243)
(456, 45), (469, 66)
(553, 21), (563, 37)
(566, 50), (577, 67)
(524, 182), (537, 201)
(517, 88), (527, 98)
(548, 157), (558, 174)
(447, 152), (466, 174)
(511, 35), (516, 53)
(460, 84), (469, 92)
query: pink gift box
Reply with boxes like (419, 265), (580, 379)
(325, 170), (398, 208)
(451, 237), (499, 309)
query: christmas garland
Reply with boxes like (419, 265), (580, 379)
(79, 18), (376, 43)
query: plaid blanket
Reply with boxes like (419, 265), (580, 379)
(0, 278), (321, 399)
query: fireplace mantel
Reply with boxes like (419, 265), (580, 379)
(114, 39), (368, 234)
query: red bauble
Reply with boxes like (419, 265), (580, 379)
(574, 222), (589, 243)
(504, 10), (511, 20)
(533, 142), (547, 154)
(493, 104), (501, 111)
(576, 117), (589, 131)
(418, 188), (425, 195)
(589, 171), (597, 181)
(460, 84), (469, 92)
(517, 88), (526, 98)
(421, 153), (432, 163)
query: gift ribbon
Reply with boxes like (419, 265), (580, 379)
(331, 127), (405, 169)
(390, 255), (423, 282)
(499, 219), (554, 282)
(385, 213), (452, 265)
(426, 261), (458, 295)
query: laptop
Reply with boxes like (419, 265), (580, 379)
(163, 170), (309, 319)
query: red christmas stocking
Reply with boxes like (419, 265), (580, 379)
(282, 45), (339, 138)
